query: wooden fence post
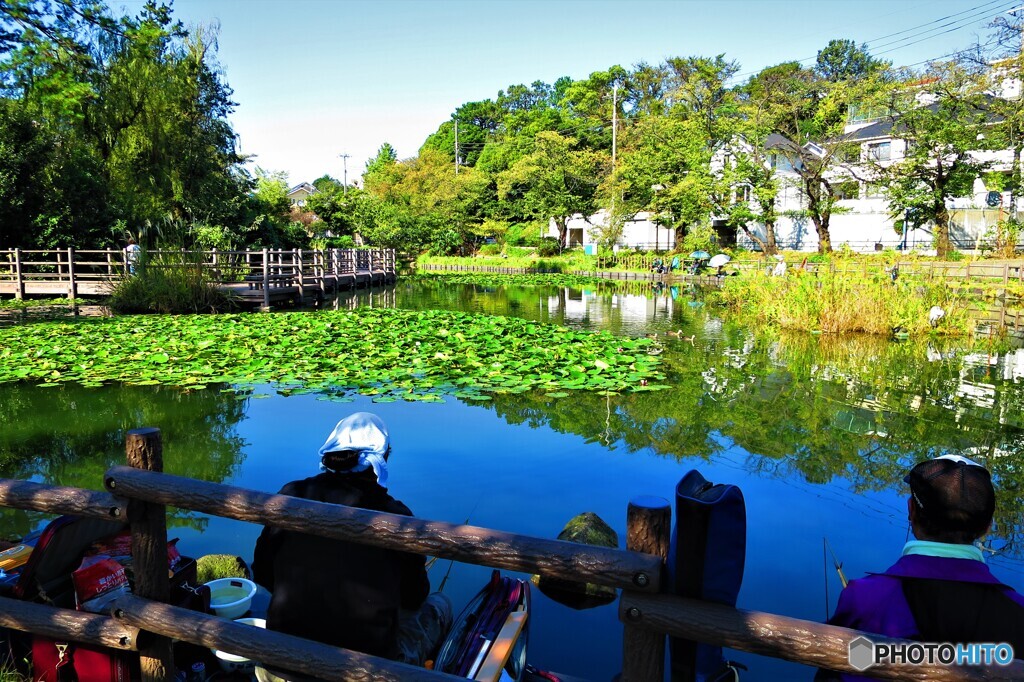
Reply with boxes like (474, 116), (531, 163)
(67, 248), (77, 300)
(124, 428), (173, 680)
(621, 495), (670, 681)
(13, 248), (24, 300)
(262, 248), (271, 311)
(296, 248), (305, 300)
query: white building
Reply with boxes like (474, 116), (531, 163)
(547, 210), (677, 252)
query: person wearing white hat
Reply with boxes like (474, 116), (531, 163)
(253, 412), (451, 670)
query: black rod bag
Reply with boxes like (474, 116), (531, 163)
(668, 470), (746, 682)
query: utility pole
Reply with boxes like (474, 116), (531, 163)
(339, 153), (350, 196)
(612, 84), (618, 171)
(454, 120), (459, 176)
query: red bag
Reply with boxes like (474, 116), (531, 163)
(31, 637), (136, 682)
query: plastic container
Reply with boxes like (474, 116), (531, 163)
(204, 577), (257, 619)
(211, 617), (266, 673)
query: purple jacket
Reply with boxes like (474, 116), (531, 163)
(818, 554), (1024, 681)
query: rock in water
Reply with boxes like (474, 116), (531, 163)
(535, 512), (618, 610)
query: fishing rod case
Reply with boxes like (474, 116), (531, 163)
(669, 470), (746, 682)
(434, 570), (530, 681)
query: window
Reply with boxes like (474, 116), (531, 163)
(770, 154), (793, 172)
(866, 142), (891, 162)
(734, 185), (752, 203)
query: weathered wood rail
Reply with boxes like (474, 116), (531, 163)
(0, 428), (1021, 681)
(0, 248), (397, 308)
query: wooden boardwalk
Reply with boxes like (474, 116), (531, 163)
(0, 248), (397, 309)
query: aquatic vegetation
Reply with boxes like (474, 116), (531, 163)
(714, 268), (971, 336)
(108, 250), (235, 314)
(0, 308), (663, 399)
(410, 273), (625, 289)
(0, 298), (90, 309)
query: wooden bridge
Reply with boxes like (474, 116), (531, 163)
(0, 428), (1018, 681)
(0, 248), (397, 309)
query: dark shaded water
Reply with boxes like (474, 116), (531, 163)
(2, 280), (1023, 680)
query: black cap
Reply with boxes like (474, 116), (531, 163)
(904, 455), (995, 538)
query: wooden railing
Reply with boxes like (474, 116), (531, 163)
(0, 428), (1021, 681)
(0, 248), (397, 303)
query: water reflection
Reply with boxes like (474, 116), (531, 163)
(0, 382), (250, 538)
(2, 280), (1024, 679)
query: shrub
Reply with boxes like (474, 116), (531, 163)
(537, 237), (561, 257)
(328, 235), (356, 249)
(108, 250), (235, 314)
(477, 244), (501, 256)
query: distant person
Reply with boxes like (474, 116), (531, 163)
(124, 238), (140, 275)
(253, 412), (452, 669)
(816, 455), (1024, 681)
(771, 255), (786, 277)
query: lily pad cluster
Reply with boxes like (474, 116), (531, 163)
(0, 308), (664, 400)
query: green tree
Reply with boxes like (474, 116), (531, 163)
(815, 39), (884, 83)
(878, 63), (993, 259)
(497, 131), (605, 248)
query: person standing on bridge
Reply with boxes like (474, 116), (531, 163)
(124, 237), (140, 275)
(252, 412), (451, 670)
(817, 455), (1024, 680)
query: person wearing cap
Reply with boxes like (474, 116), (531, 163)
(817, 455), (1024, 680)
(252, 412), (452, 669)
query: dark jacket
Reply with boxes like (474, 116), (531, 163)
(818, 554), (1024, 681)
(252, 471), (429, 657)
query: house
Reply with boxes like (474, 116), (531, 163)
(740, 92), (1016, 254)
(546, 210), (677, 252)
(286, 182), (318, 208)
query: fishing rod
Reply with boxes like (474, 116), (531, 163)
(825, 537), (848, 589)
(823, 537), (848, 621)
(428, 498), (481, 591)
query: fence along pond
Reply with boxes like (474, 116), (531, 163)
(0, 428), (1019, 681)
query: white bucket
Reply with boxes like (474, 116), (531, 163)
(205, 577), (257, 619)
(212, 617), (266, 673)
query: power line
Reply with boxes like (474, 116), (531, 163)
(864, 0), (1011, 44)
(728, 0), (1015, 83)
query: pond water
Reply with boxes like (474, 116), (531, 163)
(2, 280), (1024, 680)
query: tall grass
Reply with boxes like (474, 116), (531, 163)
(716, 267), (971, 336)
(108, 250), (236, 314)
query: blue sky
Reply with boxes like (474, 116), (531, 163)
(118, 0), (1018, 183)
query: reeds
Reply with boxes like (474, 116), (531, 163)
(716, 267), (970, 336)
(108, 250), (236, 314)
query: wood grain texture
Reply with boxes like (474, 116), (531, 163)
(111, 594), (462, 682)
(620, 592), (1024, 682)
(0, 595), (137, 650)
(0, 479), (127, 520)
(125, 428), (172, 681)
(621, 497), (671, 682)
(103, 466), (661, 592)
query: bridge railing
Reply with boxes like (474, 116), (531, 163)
(0, 428), (1018, 681)
(0, 248), (396, 300)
